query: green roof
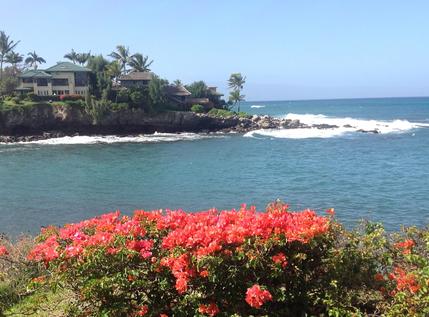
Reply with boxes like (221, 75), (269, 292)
(19, 70), (52, 78)
(45, 62), (91, 72)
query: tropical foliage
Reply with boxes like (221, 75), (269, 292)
(0, 31), (20, 80)
(1, 202), (428, 316)
(128, 53), (153, 72)
(228, 73), (246, 113)
(25, 51), (46, 70)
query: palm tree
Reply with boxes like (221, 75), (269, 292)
(5, 51), (23, 67)
(76, 52), (91, 65)
(106, 61), (122, 79)
(0, 31), (20, 80)
(228, 73), (246, 91)
(109, 45), (130, 74)
(127, 53), (153, 72)
(25, 51), (46, 70)
(173, 79), (183, 87)
(64, 49), (79, 64)
(229, 89), (245, 113)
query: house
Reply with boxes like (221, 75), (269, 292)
(164, 85), (192, 104)
(207, 86), (223, 97)
(17, 62), (91, 96)
(118, 71), (153, 89)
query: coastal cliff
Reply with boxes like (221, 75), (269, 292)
(0, 104), (304, 142)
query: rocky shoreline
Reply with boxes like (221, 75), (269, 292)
(0, 104), (380, 143)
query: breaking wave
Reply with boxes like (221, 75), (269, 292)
(250, 105), (266, 108)
(5, 132), (227, 145)
(244, 113), (429, 139)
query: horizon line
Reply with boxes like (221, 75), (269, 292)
(246, 95), (429, 103)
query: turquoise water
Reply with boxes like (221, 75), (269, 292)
(1, 97), (429, 235)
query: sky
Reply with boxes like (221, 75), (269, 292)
(1, 0), (428, 101)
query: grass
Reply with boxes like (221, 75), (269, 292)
(4, 287), (75, 317)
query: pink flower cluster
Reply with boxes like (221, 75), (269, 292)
(245, 284), (273, 308)
(28, 204), (330, 314)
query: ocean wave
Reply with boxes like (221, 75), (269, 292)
(244, 113), (429, 139)
(251, 105), (266, 108)
(5, 132), (227, 145)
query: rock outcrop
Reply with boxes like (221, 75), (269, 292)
(0, 104), (380, 143)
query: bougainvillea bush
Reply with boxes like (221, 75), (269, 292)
(1, 202), (429, 316)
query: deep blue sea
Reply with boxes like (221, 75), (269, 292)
(1, 97), (429, 235)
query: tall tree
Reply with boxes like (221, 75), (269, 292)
(5, 51), (23, 67)
(0, 31), (20, 80)
(127, 53), (153, 72)
(109, 45), (130, 74)
(76, 52), (91, 65)
(25, 51), (46, 70)
(186, 81), (208, 98)
(228, 89), (245, 113)
(228, 73), (246, 112)
(106, 61), (122, 79)
(228, 73), (246, 91)
(64, 49), (79, 64)
(87, 54), (109, 73)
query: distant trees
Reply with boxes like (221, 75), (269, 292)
(228, 73), (246, 112)
(76, 52), (91, 66)
(148, 76), (169, 110)
(64, 49), (79, 64)
(5, 51), (23, 67)
(0, 31), (20, 80)
(128, 53), (153, 72)
(25, 51), (46, 70)
(186, 81), (208, 98)
(64, 50), (91, 66)
(109, 45), (130, 74)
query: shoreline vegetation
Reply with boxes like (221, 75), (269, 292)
(1, 202), (429, 316)
(0, 31), (255, 142)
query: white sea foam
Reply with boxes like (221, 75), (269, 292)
(251, 105), (266, 108)
(6, 132), (226, 145)
(244, 113), (429, 139)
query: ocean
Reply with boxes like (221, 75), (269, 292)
(1, 97), (428, 235)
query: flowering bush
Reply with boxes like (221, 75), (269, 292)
(59, 94), (84, 101)
(3, 202), (425, 316)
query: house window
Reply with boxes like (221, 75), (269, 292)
(22, 78), (33, 83)
(75, 72), (88, 87)
(52, 78), (68, 86)
(36, 78), (48, 86)
(65, 90), (70, 95)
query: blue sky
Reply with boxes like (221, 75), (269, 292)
(2, 0), (428, 100)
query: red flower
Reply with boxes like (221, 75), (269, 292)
(272, 252), (288, 268)
(326, 208), (335, 215)
(0, 245), (8, 256)
(198, 303), (220, 316)
(374, 273), (384, 281)
(394, 239), (414, 254)
(389, 267), (420, 294)
(245, 284), (273, 309)
(199, 270), (209, 277)
(136, 305), (149, 316)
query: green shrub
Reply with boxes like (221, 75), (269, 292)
(25, 92), (39, 102)
(116, 89), (129, 103)
(208, 108), (235, 118)
(191, 104), (204, 113)
(110, 102), (129, 112)
(130, 89), (144, 105)
(0, 236), (46, 314)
